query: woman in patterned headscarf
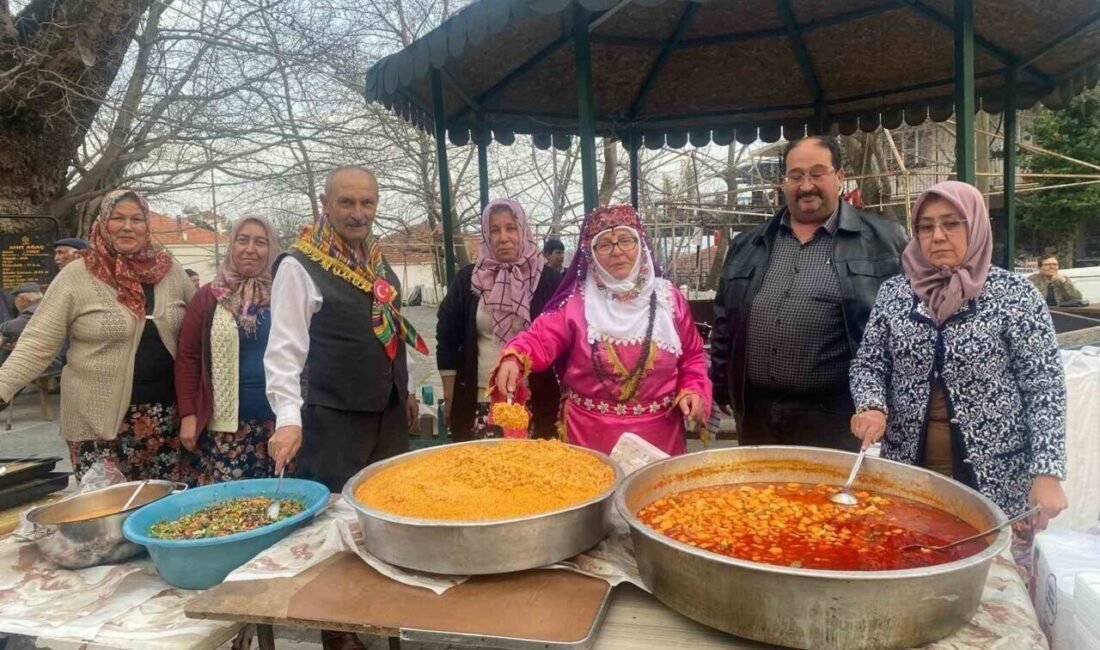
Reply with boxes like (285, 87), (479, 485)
(436, 199), (562, 441)
(176, 215), (281, 484)
(492, 205), (711, 455)
(0, 190), (194, 481)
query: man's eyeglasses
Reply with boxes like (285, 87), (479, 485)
(594, 237), (638, 256)
(783, 166), (836, 184)
(914, 218), (965, 239)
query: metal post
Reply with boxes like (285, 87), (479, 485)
(954, 0), (976, 184)
(431, 69), (456, 284)
(477, 139), (490, 212)
(1003, 68), (1018, 270)
(628, 133), (640, 209)
(574, 4), (599, 214)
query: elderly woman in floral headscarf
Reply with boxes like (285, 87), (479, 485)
(850, 181), (1067, 534)
(436, 199), (561, 440)
(0, 190), (194, 481)
(493, 205), (711, 455)
(176, 216), (281, 484)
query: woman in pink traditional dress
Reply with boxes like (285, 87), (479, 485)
(492, 205), (711, 455)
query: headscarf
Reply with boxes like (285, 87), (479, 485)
(81, 190), (173, 319)
(291, 215), (428, 360)
(903, 181), (992, 324)
(548, 205), (681, 356)
(211, 215), (280, 335)
(471, 199), (545, 343)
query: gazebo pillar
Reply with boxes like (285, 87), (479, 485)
(1003, 68), (1018, 269)
(574, 4), (599, 214)
(954, 0), (976, 184)
(477, 137), (490, 211)
(431, 68), (457, 284)
(627, 133), (640, 208)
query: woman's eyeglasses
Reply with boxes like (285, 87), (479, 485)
(594, 237), (638, 256)
(914, 218), (965, 239)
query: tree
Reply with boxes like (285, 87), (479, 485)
(0, 0), (154, 230)
(1019, 88), (1100, 254)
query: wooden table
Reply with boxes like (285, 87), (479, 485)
(187, 552), (614, 649)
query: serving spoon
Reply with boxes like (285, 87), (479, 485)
(830, 447), (868, 506)
(266, 468), (285, 521)
(122, 480), (150, 511)
(901, 505), (1041, 553)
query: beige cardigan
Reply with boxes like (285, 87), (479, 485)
(0, 258), (194, 441)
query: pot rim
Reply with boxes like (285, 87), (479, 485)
(27, 480), (186, 526)
(614, 445), (1010, 581)
(342, 439), (624, 527)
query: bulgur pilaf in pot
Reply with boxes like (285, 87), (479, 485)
(354, 439), (616, 520)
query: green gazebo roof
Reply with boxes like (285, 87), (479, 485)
(365, 0), (1100, 148)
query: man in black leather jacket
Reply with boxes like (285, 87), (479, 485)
(710, 136), (907, 450)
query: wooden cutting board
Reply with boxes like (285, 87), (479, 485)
(187, 552), (612, 644)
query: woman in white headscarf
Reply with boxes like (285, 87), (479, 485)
(492, 205), (710, 455)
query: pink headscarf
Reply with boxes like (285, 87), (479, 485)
(211, 215), (281, 335)
(902, 181), (992, 324)
(471, 199), (545, 343)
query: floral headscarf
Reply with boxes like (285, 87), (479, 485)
(211, 215), (280, 335)
(81, 190), (172, 319)
(471, 199), (545, 343)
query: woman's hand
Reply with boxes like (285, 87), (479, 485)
(1026, 475), (1068, 533)
(179, 415), (199, 452)
(269, 425), (302, 475)
(850, 409), (887, 450)
(678, 392), (704, 424)
(494, 358), (523, 397)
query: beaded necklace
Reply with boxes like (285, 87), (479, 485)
(590, 291), (658, 402)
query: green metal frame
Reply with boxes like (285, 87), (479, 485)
(778, 0), (826, 133)
(628, 133), (640, 208)
(477, 138), (490, 211)
(1003, 67), (1018, 269)
(954, 0), (975, 184)
(574, 4), (599, 213)
(431, 69), (457, 284)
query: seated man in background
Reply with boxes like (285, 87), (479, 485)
(1028, 255), (1085, 307)
(0, 283), (63, 375)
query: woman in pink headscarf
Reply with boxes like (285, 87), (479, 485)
(849, 181), (1067, 533)
(436, 199), (562, 441)
(175, 215), (281, 484)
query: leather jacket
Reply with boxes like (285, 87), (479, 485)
(709, 201), (908, 423)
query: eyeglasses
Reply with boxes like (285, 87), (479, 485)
(783, 166), (836, 184)
(593, 237), (638, 256)
(914, 218), (966, 239)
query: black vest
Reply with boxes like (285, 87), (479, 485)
(278, 250), (408, 412)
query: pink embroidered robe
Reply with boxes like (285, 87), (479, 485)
(502, 285), (711, 455)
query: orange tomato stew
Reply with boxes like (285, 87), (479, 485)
(637, 483), (987, 571)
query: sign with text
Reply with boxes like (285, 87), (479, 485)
(0, 233), (55, 289)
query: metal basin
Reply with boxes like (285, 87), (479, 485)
(343, 439), (623, 575)
(27, 480), (185, 569)
(614, 446), (1008, 650)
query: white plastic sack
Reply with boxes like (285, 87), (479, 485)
(1033, 529), (1100, 650)
(1053, 348), (1100, 532)
(1075, 573), (1100, 649)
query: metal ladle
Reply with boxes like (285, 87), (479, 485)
(830, 447), (868, 506)
(122, 480), (150, 511)
(901, 505), (1041, 553)
(266, 468), (285, 521)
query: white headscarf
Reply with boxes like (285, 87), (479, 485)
(584, 226), (681, 356)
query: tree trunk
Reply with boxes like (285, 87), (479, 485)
(0, 0), (154, 233)
(597, 139), (618, 206)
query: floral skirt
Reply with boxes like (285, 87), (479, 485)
(67, 402), (181, 483)
(183, 418), (275, 486)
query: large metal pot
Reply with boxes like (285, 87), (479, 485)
(614, 446), (1009, 650)
(343, 439), (623, 575)
(27, 480), (185, 569)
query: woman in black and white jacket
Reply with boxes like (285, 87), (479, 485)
(849, 181), (1067, 532)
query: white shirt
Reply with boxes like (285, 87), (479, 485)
(264, 256), (416, 430)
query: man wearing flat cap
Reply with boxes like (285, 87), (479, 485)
(52, 237), (88, 271)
